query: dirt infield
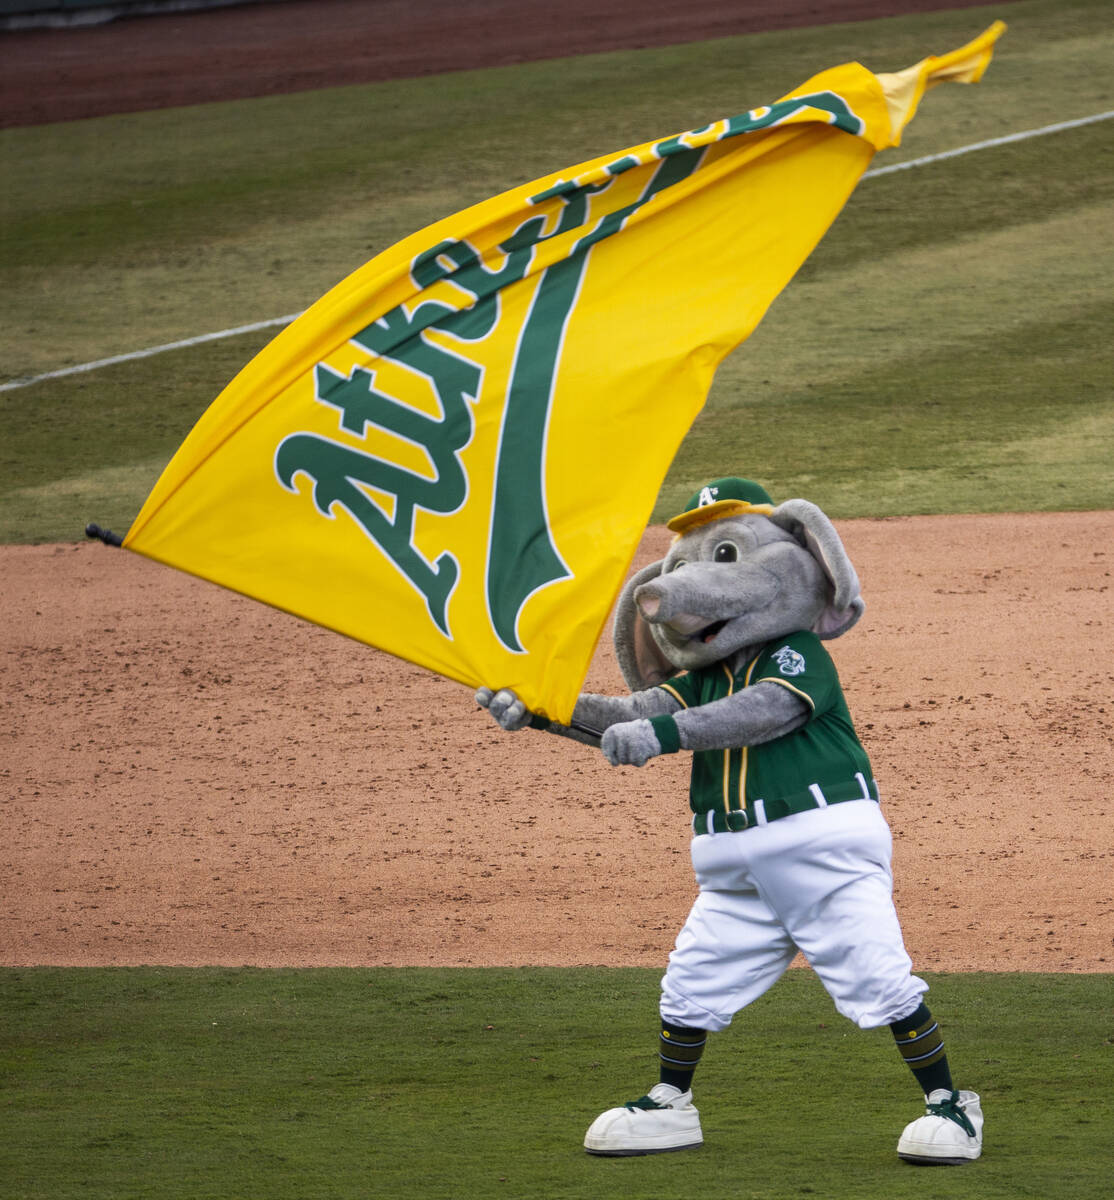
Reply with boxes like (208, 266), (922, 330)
(3, 513), (1112, 970)
(2, 1), (1112, 975)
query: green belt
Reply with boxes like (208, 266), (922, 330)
(692, 775), (878, 835)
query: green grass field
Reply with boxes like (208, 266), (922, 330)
(1, 0), (1112, 539)
(3, 3), (1112, 1197)
(2, 968), (1112, 1200)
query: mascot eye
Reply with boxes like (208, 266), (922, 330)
(713, 541), (739, 563)
(669, 559), (688, 573)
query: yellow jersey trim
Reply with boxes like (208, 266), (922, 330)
(756, 676), (817, 710)
(729, 656), (763, 813)
(721, 663), (735, 811)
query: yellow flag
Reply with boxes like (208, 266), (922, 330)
(124, 24), (1003, 722)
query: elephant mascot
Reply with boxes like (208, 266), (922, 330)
(478, 476), (982, 1164)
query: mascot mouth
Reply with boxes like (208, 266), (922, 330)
(660, 616), (729, 648)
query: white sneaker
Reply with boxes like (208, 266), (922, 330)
(584, 1082), (703, 1156)
(897, 1088), (983, 1164)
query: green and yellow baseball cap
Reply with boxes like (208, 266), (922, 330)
(667, 477), (775, 533)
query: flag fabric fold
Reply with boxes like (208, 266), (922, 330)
(124, 23), (1004, 723)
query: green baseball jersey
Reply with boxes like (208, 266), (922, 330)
(657, 631), (877, 820)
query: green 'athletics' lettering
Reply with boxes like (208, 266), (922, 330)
(274, 359), (472, 635)
(274, 184), (606, 642)
(722, 91), (864, 139)
(274, 228), (547, 635)
(276, 149), (705, 647)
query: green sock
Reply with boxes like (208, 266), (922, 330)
(890, 1003), (954, 1096)
(659, 1021), (707, 1092)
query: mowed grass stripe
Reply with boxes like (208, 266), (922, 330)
(718, 197), (1112, 399)
(662, 191), (1114, 518)
(673, 302), (1113, 520)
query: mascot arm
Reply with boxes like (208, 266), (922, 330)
(672, 681), (810, 751)
(601, 680), (809, 767)
(572, 689), (681, 730)
(478, 682), (807, 767)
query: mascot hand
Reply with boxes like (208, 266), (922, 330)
(475, 686), (533, 731)
(601, 719), (662, 767)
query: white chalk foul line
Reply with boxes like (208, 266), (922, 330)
(0, 313), (303, 394)
(862, 109), (1114, 178)
(4, 109), (1112, 395)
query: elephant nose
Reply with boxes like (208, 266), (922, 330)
(636, 591), (662, 621)
(635, 586), (706, 634)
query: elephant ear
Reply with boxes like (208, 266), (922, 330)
(769, 499), (865, 639)
(613, 560), (679, 690)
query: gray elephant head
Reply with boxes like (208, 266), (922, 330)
(614, 477), (864, 690)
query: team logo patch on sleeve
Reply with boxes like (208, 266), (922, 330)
(772, 646), (806, 676)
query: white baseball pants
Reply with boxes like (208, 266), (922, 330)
(660, 799), (927, 1032)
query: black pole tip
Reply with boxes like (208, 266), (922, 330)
(85, 522), (124, 547)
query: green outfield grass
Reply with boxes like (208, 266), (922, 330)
(1, 967), (1111, 1200)
(1, 0), (1111, 540)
